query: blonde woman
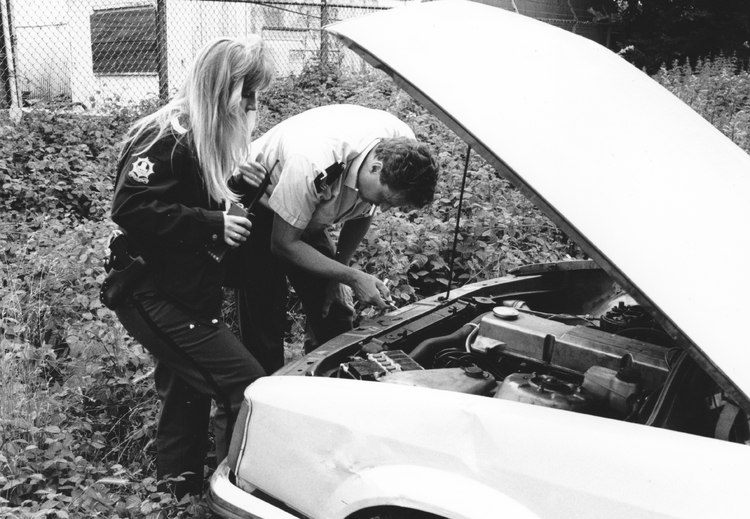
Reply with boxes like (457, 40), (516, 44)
(110, 36), (273, 498)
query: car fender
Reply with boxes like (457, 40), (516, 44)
(326, 464), (540, 519)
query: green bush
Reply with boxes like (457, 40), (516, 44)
(0, 105), (145, 224)
(654, 55), (750, 153)
(1, 63), (748, 518)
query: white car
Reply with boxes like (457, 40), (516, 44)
(209, 2), (750, 518)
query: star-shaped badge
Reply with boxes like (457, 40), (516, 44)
(128, 156), (155, 184)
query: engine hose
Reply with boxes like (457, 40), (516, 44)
(410, 316), (485, 364)
(465, 323), (480, 353)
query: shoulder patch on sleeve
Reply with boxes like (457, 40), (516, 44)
(128, 157), (156, 184)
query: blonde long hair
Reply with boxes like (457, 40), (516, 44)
(121, 35), (274, 203)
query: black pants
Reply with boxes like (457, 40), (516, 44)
(233, 207), (354, 374)
(116, 280), (265, 498)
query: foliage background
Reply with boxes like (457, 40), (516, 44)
(616, 0), (750, 74)
(2, 57), (749, 518)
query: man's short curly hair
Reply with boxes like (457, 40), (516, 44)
(374, 137), (439, 208)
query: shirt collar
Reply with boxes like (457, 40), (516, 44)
(344, 138), (380, 190)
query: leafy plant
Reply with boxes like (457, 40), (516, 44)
(654, 55), (750, 152)
(1, 61), (748, 518)
(616, 0), (750, 74)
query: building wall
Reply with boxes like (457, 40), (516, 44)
(12, 0), (71, 101)
(166, 0), (257, 98)
(8, 0), (614, 105)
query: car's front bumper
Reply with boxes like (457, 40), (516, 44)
(207, 460), (301, 519)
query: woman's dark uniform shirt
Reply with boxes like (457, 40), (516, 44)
(111, 125), (227, 322)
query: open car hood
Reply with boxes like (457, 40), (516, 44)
(325, 0), (750, 403)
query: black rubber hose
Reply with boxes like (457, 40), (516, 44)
(410, 316), (485, 365)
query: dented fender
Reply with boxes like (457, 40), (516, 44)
(326, 465), (539, 519)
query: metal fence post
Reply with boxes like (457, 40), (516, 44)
(156, 0), (168, 102)
(320, 0), (329, 69)
(1, 0), (21, 120)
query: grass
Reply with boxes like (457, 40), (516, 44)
(1, 56), (749, 518)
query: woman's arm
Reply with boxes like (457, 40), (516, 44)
(112, 146), (250, 247)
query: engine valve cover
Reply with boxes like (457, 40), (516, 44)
(472, 311), (668, 391)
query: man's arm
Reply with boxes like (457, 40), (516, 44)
(334, 216), (372, 266)
(270, 215), (391, 309)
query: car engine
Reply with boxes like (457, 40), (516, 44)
(301, 262), (748, 443)
(337, 300), (686, 423)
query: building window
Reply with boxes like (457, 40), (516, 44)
(90, 6), (156, 74)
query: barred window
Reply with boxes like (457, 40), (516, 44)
(90, 6), (156, 74)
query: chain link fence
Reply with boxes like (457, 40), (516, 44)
(1, 0), (614, 110)
(0, 0), (408, 109)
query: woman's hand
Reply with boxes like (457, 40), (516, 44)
(224, 213), (252, 247)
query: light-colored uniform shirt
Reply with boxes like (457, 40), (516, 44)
(251, 104), (415, 235)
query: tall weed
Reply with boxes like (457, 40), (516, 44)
(1, 61), (749, 518)
(0, 218), (178, 517)
(655, 55), (750, 153)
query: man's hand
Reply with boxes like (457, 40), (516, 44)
(349, 271), (394, 310)
(223, 213), (252, 247)
(270, 216), (394, 312)
(321, 282), (355, 318)
(236, 161), (274, 194)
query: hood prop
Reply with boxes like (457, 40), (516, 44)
(443, 145), (472, 300)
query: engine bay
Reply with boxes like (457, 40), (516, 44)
(339, 300), (670, 416)
(333, 298), (749, 443)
